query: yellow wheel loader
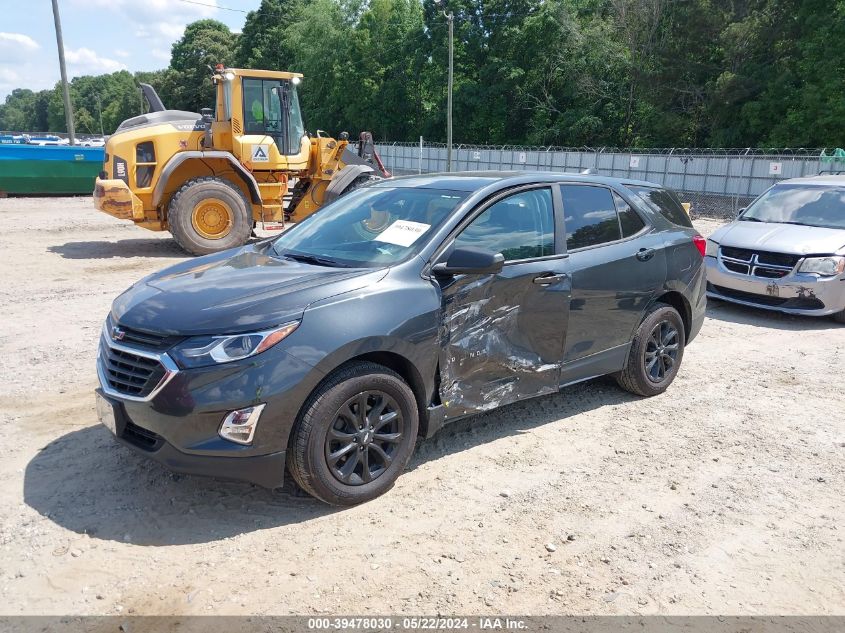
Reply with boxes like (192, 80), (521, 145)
(93, 66), (390, 255)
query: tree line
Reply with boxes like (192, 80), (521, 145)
(1, 0), (843, 148)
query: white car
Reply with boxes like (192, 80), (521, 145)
(705, 174), (845, 323)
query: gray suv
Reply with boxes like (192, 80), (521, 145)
(705, 175), (845, 323)
(96, 172), (707, 504)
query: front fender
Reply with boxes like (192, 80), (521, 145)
(152, 151), (262, 206)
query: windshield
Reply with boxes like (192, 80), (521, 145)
(740, 184), (845, 229)
(271, 187), (467, 267)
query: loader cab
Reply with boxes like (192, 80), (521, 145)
(214, 67), (310, 168)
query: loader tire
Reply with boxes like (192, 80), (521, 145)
(167, 177), (252, 256)
(342, 174), (383, 196)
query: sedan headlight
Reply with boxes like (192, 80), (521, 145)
(705, 239), (719, 257)
(171, 321), (299, 368)
(797, 256), (845, 276)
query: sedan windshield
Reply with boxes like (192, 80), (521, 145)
(272, 187), (466, 267)
(741, 184), (845, 229)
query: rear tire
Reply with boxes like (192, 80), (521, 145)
(617, 303), (686, 397)
(167, 177), (252, 256)
(287, 361), (418, 506)
(833, 309), (845, 324)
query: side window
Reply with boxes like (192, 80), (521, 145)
(613, 192), (646, 237)
(243, 79), (264, 133)
(561, 185), (621, 250)
(630, 185), (693, 228)
(454, 188), (555, 261)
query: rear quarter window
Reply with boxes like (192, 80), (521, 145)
(629, 185), (692, 228)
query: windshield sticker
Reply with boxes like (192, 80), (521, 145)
(373, 220), (431, 247)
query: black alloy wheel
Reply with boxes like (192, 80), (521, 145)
(644, 320), (680, 382)
(287, 361), (419, 506)
(617, 303), (686, 397)
(324, 391), (404, 485)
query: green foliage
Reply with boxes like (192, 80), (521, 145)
(3, 0), (844, 146)
(169, 19), (239, 112)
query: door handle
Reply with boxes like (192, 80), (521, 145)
(533, 273), (568, 285)
(636, 247), (656, 261)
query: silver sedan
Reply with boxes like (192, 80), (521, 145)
(705, 175), (845, 323)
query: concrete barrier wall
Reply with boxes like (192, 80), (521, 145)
(375, 143), (841, 216)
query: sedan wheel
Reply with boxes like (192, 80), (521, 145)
(288, 361), (418, 505)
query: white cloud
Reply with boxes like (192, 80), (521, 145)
(136, 21), (188, 41)
(65, 47), (128, 75)
(156, 22), (186, 40)
(0, 32), (40, 64)
(151, 48), (171, 62)
(0, 32), (39, 50)
(114, 49), (130, 58)
(0, 68), (19, 83)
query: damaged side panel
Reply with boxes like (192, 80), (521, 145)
(437, 259), (570, 419)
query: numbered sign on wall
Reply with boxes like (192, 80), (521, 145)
(518, 152), (527, 164)
(630, 156), (640, 169)
(769, 162), (782, 175)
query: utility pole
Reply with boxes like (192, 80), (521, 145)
(50, 0), (75, 145)
(95, 94), (104, 136)
(445, 10), (454, 172)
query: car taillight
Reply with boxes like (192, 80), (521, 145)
(693, 235), (706, 257)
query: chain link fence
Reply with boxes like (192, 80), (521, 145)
(375, 143), (845, 218)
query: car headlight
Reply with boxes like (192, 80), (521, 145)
(170, 321), (299, 368)
(797, 256), (845, 276)
(705, 239), (719, 257)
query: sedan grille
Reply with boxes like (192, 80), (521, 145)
(719, 246), (800, 279)
(100, 340), (167, 398)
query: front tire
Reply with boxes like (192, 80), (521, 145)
(167, 177), (252, 256)
(617, 303), (686, 397)
(287, 361), (419, 506)
(832, 308), (845, 324)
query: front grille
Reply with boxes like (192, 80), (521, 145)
(101, 342), (167, 398)
(709, 283), (825, 310)
(720, 246), (754, 261)
(107, 315), (184, 351)
(719, 246), (800, 279)
(122, 420), (163, 451)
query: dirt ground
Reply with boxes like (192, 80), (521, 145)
(0, 196), (842, 617)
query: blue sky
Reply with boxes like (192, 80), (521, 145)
(0, 0), (261, 99)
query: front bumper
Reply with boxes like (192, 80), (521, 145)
(704, 255), (845, 316)
(97, 389), (286, 488)
(93, 177), (144, 221)
(95, 327), (323, 489)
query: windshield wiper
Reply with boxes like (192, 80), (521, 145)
(739, 216), (763, 222)
(282, 252), (348, 267)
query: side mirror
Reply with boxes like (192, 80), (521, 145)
(432, 246), (504, 276)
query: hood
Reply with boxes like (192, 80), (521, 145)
(112, 243), (387, 335)
(712, 221), (845, 255)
